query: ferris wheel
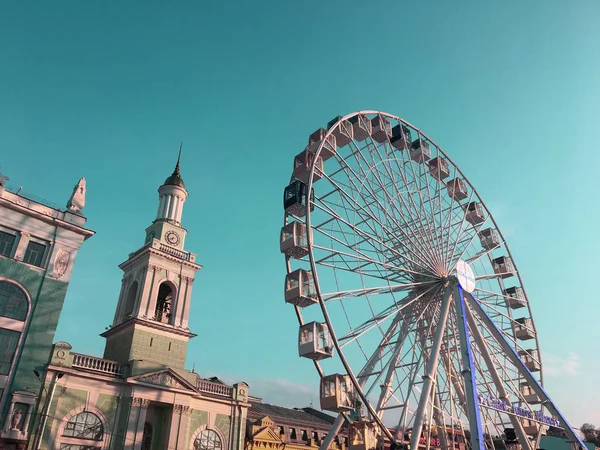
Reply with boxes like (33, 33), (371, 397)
(280, 111), (585, 450)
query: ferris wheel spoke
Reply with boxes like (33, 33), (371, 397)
(338, 286), (437, 348)
(357, 313), (403, 386)
(314, 177), (438, 275)
(313, 244), (436, 281)
(314, 215), (435, 281)
(383, 143), (444, 268)
(340, 141), (442, 270)
(365, 141), (443, 268)
(321, 281), (436, 302)
(442, 187), (477, 269)
(403, 142), (447, 270)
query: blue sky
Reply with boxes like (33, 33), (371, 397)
(1, 0), (599, 428)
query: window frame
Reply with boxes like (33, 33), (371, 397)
(23, 238), (48, 268)
(0, 328), (21, 375)
(194, 429), (223, 450)
(0, 230), (17, 259)
(62, 411), (104, 441)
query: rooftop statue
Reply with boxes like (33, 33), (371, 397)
(0, 170), (9, 187)
(67, 177), (86, 213)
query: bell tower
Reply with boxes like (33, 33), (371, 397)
(101, 149), (201, 369)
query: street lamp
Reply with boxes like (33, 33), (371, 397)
(31, 369), (64, 450)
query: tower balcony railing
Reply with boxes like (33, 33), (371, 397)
(196, 379), (234, 397)
(71, 353), (125, 376)
(158, 243), (191, 261)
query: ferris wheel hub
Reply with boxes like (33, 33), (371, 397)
(455, 259), (476, 293)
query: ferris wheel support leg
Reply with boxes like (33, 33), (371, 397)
(465, 292), (588, 450)
(409, 286), (453, 450)
(375, 320), (411, 416)
(464, 303), (531, 450)
(320, 414), (346, 450)
(433, 389), (450, 450)
(357, 314), (402, 387)
(453, 285), (486, 450)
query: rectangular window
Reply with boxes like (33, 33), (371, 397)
(0, 329), (20, 375)
(0, 232), (16, 258)
(24, 241), (46, 267)
(290, 428), (297, 440)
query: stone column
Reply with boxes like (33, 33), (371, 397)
(13, 231), (29, 261)
(126, 398), (149, 450)
(167, 404), (190, 449)
(180, 277), (194, 329)
(145, 265), (159, 318)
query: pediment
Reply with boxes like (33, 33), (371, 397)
(251, 426), (284, 444)
(132, 369), (196, 392)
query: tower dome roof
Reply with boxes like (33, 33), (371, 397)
(163, 172), (185, 188)
(162, 144), (185, 189)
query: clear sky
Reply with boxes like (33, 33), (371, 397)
(1, 0), (599, 428)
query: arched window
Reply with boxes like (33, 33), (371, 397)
(60, 411), (104, 442)
(123, 281), (138, 317)
(0, 281), (28, 321)
(194, 429), (222, 450)
(154, 283), (173, 323)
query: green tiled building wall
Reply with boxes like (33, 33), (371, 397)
(39, 388), (120, 449)
(0, 258), (70, 422)
(215, 413), (231, 446)
(187, 409), (208, 444)
(105, 326), (188, 368)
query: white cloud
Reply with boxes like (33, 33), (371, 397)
(543, 352), (581, 377)
(200, 372), (320, 408)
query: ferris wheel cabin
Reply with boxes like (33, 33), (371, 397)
(293, 150), (324, 184)
(479, 228), (501, 250)
(520, 383), (541, 404)
(348, 114), (372, 142)
(299, 321), (333, 360)
(320, 374), (354, 412)
(285, 269), (317, 307)
(446, 178), (468, 201)
(307, 128), (337, 161)
(371, 115), (392, 143)
(409, 138), (431, 163)
(518, 349), (541, 372)
(503, 286), (526, 309)
(521, 419), (541, 436)
(280, 221), (309, 259)
(513, 317), (536, 340)
(327, 116), (354, 147)
(492, 256), (515, 278)
(390, 124), (412, 150)
(284, 180), (314, 217)
(348, 421), (381, 450)
(428, 156), (450, 180)
(464, 202), (485, 225)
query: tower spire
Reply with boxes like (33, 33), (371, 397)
(173, 142), (182, 177)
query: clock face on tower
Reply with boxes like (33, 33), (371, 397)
(165, 231), (180, 246)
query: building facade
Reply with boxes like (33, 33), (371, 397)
(25, 159), (250, 450)
(0, 173), (94, 449)
(245, 400), (347, 450)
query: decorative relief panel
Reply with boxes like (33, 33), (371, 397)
(53, 248), (71, 278)
(132, 397), (150, 408)
(137, 372), (191, 391)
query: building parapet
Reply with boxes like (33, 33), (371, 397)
(71, 353), (124, 376)
(197, 379), (234, 397)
